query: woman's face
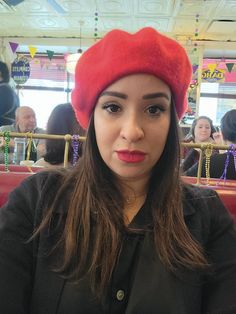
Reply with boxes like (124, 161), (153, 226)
(94, 73), (171, 182)
(194, 118), (212, 143)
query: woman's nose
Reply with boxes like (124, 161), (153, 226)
(120, 115), (144, 142)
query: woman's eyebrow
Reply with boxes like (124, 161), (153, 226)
(100, 91), (127, 99)
(142, 92), (170, 100)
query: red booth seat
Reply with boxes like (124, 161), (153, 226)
(0, 171), (33, 207)
(0, 173), (236, 224)
(0, 164), (43, 173)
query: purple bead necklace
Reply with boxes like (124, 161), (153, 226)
(71, 135), (81, 166)
(218, 144), (236, 183)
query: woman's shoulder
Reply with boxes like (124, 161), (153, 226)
(11, 170), (67, 203)
(182, 184), (235, 245)
(183, 184), (217, 205)
(182, 183), (234, 227)
(182, 184), (227, 218)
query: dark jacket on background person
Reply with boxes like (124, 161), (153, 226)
(186, 153), (236, 180)
(0, 82), (19, 126)
(182, 147), (200, 172)
(0, 171), (235, 314)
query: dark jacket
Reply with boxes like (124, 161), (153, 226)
(186, 153), (236, 180)
(0, 171), (236, 314)
(0, 83), (19, 126)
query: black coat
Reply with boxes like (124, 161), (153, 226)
(0, 172), (236, 314)
(0, 83), (19, 126)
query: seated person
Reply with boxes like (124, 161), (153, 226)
(34, 103), (85, 168)
(0, 61), (19, 126)
(182, 116), (216, 172)
(0, 106), (45, 162)
(185, 109), (236, 180)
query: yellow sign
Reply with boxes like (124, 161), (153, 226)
(202, 68), (225, 82)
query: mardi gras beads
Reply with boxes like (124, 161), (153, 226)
(3, 131), (10, 172)
(94, 11), (98, 39)
(219, 144), (236, 184)
(205, 144), (213, 184)
(72, 135), (80, 166)
(26, 132), (33, 161)
(233, 146), (236, 172)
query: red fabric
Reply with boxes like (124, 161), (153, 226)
(0, 172), (33, 207)
(71, 27), (192, 129)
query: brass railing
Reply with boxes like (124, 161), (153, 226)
(182, 142), (235, 185)
(0, 132), (235, 182)
(0, 131), (86, 168)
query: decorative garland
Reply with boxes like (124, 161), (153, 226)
(3, 131), (10, 172)
(72, 135), (80, 166)
(94, 10), (98, 39)
(218, 144), (236, 184)
(193, 14), (199, 53)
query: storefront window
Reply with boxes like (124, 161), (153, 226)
(199, 59), (236, 125)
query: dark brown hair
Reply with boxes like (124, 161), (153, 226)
(36, 100), (207, 296)
(221, 109), (236, 143)
(44, 103), (85, 164)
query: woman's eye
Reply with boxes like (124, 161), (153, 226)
(146, 105), (163, 115)
(103, 103), (121, 113)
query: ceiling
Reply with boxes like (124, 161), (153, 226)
(1, 0), (236, 57)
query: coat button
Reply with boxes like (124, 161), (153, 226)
(116, 289), (125, 301)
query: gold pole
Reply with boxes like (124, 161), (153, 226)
(0, 131), (86, 142)
(196, 145), (204, 185)
(63, 134), (71, 168)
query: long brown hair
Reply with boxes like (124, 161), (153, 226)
(36, 100), (207, 296)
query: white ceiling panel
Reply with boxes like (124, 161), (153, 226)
(214, 0), (236, 18)
(135, 0), (173, 15)
(207, 21), (236, 34)
(0, 0), (235, 57)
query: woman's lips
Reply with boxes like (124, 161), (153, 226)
(116, 150), (146, 163)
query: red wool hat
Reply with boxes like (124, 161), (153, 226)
(71, 27), (192, 129)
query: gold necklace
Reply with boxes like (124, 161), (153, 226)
(125, 193), (147, 205)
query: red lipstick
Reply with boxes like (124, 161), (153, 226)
(116, 150), (146, 163)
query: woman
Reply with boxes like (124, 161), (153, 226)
(34, 103), (85, 168)
(0, 28), (235, 314)
(0, 61), (19, 126)
(186, 109), (236, 179)
(182, 116), (216, 172)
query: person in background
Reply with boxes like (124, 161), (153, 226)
(0, 106), (45, 162)
(186, 109), (236, 180)
(0, 61), (19, 126)
(0, 28), (235, 314)
(35, 103), (85, 168)
(182, 116), (216, 172)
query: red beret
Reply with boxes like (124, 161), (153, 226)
(71, 27), (192, 129)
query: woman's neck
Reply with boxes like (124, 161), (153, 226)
(119, 175), (148, 200)
(195, 137), (213, 143)
(118, 175), (149, 225)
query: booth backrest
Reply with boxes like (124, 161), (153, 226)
(0, 164), (43, 173)
(0, 171), (34, 207)
(1, 173), (236, 223)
